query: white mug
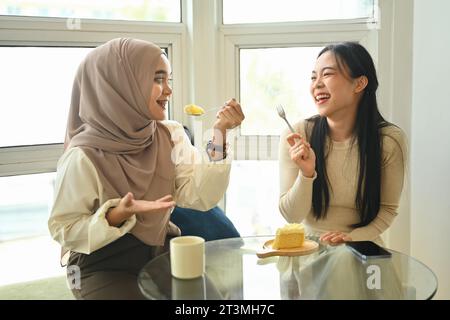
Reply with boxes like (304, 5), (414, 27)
(170, 236), (205, 279)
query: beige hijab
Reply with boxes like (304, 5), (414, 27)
(65, 38), (176, 246)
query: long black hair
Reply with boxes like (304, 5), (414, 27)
(306, 42), (391, 228)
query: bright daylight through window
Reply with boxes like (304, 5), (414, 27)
(0, 47), (92, 147)
(0, 0), (181, 22)
(0, 173), (62, 287)
(239, 47), (323, 136)
(223, 0), (374, 24)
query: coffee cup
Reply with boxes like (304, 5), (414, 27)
(170, 236), (205, 279)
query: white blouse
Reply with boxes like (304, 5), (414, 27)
(48, 120), (231, 254)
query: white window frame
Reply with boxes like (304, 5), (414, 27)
(214, 0), (390, 161)
(0, 5), (188, 176)
(212, 0), (410, 247)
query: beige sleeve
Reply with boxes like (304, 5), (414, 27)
(349, 130), (408, 241)
(48, 148), (136, 254)
(163, 121), (232, 211)
(278, 125), (316, 223)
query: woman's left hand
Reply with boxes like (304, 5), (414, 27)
(213, 98), (245, 132)
(320, 231), (352, 246)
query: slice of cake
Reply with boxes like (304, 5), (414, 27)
(272, 223), (305, 249)
(184, 104), (205, 116)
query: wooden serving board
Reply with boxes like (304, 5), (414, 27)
(256, 239), (319, 258)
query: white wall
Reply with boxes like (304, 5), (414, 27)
(411, 0), (450, 300)
(379, 0), (413, 255)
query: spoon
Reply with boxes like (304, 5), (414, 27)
(184, 104), (224, 116)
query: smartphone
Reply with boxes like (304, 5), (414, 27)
(345, 241), (392, 261)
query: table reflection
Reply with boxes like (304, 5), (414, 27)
(277, 249), (406, 299)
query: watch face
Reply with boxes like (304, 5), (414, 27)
(206, 140), (226, 161)
(207, 141), (224, 152)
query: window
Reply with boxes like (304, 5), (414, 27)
(221, 0), (381, 235)
(0, 1), (184, 176)
(0, 0), (181, 23)
(226, 161), (285, 236)
(0, 173), (64, 286)
(0, 47), (92, 147)
(0, 173), (54, 241)
(240, 47), (322, 136)
(223, 0), (375, 24)
(0, 46), (173, 148)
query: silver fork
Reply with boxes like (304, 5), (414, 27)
(276, 104), (295, 133)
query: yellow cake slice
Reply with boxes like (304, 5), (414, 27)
(272, 223), (305, 249)
(184, 104), (205, 116)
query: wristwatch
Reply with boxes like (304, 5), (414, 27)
(206, 140), (227, 161)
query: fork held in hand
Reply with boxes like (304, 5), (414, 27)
(276, 104), (295, 133)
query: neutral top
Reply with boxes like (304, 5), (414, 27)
(278, 120), (407, 244)
(49, 120), (231, 254)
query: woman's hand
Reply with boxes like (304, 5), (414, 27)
(319, 231), (352, 246)
(213, 98), (245, 134)
(286, 133), (316, 178)
(106, 192), (176, 227)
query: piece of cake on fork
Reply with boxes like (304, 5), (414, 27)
(272, 223), (305, 249)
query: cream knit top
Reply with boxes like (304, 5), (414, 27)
(279, 120), (407, 244)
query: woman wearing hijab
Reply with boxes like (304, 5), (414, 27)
(48, 38), (244, 299)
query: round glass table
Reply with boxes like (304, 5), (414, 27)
(138, 236), (438, 300)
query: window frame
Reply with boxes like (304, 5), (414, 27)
(217, 0), (403, 243)
(216, 0), (386, 161)
(221, 0), (378, 26)
(0, 3), (187, 176)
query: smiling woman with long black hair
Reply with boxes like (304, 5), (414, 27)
(278, 42), (407, 246)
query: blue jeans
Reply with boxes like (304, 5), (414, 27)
(170, 206), (240, 241)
